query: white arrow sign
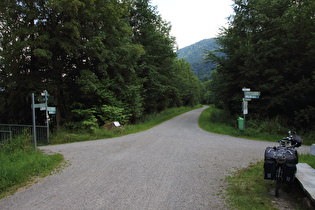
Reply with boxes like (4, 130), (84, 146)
(244, 91), (260, 99)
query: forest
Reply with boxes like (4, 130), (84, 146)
(0, 0), (202, 130)
(205, 0), (315, 131)
(1, 0), (314, 133)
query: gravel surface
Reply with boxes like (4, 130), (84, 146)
(0, 106), (310, 209)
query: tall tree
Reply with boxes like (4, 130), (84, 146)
(0, 0), (144, 127)
(129, 0), (180, 113)
(0, 0), (201, 130)
(0, 0), (42, 123)
(207, 0), (315, 129)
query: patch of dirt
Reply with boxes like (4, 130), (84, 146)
(269, 185), (315, 209)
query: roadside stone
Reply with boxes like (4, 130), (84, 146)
(310, 144), (315, 156)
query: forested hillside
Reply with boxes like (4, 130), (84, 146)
(0, 0), (202, 130)
(206, 0), (315, 131)
(177, 38), (218, 81)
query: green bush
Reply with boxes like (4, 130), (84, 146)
(209, 108), (235, 126)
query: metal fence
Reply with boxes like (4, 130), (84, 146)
(0, 124), (48, 145)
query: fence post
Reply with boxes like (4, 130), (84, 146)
(32, 93), (37, 152)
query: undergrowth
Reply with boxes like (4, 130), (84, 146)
(50, 105), (202, 144)
(0, 135), (64, 199)
(199, 105), (314, 145)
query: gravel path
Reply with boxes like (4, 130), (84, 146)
(0, 106), (310, 209)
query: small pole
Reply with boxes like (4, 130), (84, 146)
(243, 113), (246, 131)
(32, 93), (37, 152)
(44, 90), (50, 144)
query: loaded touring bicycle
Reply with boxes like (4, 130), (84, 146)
(264, 131), (302, 197)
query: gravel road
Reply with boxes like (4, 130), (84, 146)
(0, 106), (310, 209)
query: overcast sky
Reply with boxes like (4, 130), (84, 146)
(150, 0), (234, 49)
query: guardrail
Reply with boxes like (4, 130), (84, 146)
(0, 124), (48, 145)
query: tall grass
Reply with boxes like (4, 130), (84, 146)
(299, 154), (315, 168)
(51, 105), (202, 144)
(0, 135), (64, 198)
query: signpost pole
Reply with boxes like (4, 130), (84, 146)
(33, 91), (55, 145)
(241, 87), (260, 132)
(243, 113), (246, 131)
(44, 91), (50, 144)
(31, 93), (37, 152)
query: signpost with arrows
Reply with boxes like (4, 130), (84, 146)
(241, 88), (261, 131)
(31, 90), (56, 148)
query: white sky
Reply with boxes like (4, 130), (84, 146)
(150, 0), (234, 49)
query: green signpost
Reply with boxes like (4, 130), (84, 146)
(241, 88), (261, 131)
(31, 90), (56, 145)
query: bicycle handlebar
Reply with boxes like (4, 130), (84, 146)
(278, 130), (302, 148)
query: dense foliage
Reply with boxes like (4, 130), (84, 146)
(177, 38), (218, 81)
(206, 0), (315, 131)
(0, 0), (201, 129)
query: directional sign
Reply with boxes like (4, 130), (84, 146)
(41, 91), (49, 97)
(242, 88), (251, 92)
(244, 91), (260, 99)
(243, 100), (248, 115)
(34, 103), (46, 109)
(47, 107), (56, 112)
(245, 95), (259, 99)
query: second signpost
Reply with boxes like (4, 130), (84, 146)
(239, 88), (261, 131)
(32, 90), (56, 149)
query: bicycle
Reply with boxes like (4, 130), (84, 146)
(264, 131), (302, 197)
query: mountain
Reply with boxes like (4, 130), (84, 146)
(177, 38), (218, 81)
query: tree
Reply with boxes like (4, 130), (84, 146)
(0, 0), (202, 130)
(207, 0), (315, 130)
(0, 0), (43, 123)
(129, 0), (180, 113)
(0, 0), (144, 128)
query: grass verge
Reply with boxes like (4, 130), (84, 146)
(225, 161), (307, 209)
(51, 105), (202, 144)
(199, 105), (314, 209)
(0, 135), (64, 199)
(225, 161), (276, 209)
(299, 153), (315, 169)
(199, 105), (314, 145)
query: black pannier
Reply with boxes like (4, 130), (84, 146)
(283, 163), (296, 183)
(265, 147), (276, 160)
(283, 148), (298, 183)
(264, 160), (276, 180)
(285, 148), (298, 164)
(264, 147), (276, 180)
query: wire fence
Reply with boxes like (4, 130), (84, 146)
(0, 124), (48, 145)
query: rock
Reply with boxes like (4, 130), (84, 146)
(310, 144), (315, 156)
(102, 121), (124, 130)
